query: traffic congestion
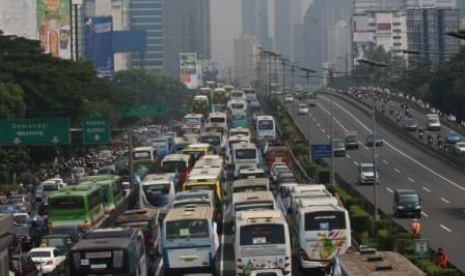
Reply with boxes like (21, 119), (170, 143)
(2, 83), (357, 276)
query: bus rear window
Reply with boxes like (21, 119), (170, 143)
(49, 197), (84, 209)
(304, 211), (346, 231)
(258, 120), (274, 130)
(235, 149), (256, 159)
(240, 224), (285, 245)
(166, 219), (209, 239)
(143, 183), (171, 195)
(162, 161), (188, 172)
(133, 151), (151, 160)
(200, 136), (221, 145)
(43, 184), (59, 192)
(210, 117), (225, 123)
(185, 185), (215, 192)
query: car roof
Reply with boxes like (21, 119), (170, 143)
(395, 188), (418, 194)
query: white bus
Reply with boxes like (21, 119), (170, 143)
(234, 210), (292, 276)
(244, 87), (259, 108)
(140, 173), (176, 209)
(293, 205), (351, 270)
(255, 115), (276, 144)
(161, 206), (218, 274)
(226, 134), (250, 165)
(230, 90), (246, 101)
(232, 191), (276, 214)
(208, 112), (227, 125)
(182, 114), (204, 138)
(232, 142), (259, 178)
(232, 178), (270, 194)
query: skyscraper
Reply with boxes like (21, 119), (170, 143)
(302, 0), (353, 77)
(241, 0), (272, 50)
(163, 0), (211, 79)
(274, 0), (302, 60)
(130, 0), (163, 71)
(234, 34), (260, 85)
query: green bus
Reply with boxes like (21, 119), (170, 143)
(80, 175), (124, 214)
(47, 185), (105, 240)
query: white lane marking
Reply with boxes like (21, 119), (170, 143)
(363, 146), (369, 150)
(354, 161), (359, 166)
(325, 97), (465, 192)
(385, 187), (394, 194)
(156, 260), (163, 276)
(440, 224), (452, 233)
(346, 154), (351, 159)
(421, 211), (429, 218)
(312, 117), (316, 122)
(408, 177), (415, 183)
(394, 168), (401, 174)
(317, 123), (321, 127)
(317, 102), (348, 132)
(309, 113), (313, 117)
(441, 197), (450, 204)
(326, 134), (331, 139)
(383, 159), (389, 165)
(422, 187), (431, 193)
(322, 129), (326, 133)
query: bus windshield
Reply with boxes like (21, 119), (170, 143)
(304, 211), (346, 231)
(200, 136), (221, 146)
(210, 117), (225, 123)
(162, 161), (187, 172)
(235, 149), (256, 159)
(258, 120), (274, 130)
(231, 103), (244, 109)
(240, 224), (285, 245)
(184, 118), (201, 125)
(233, 186), (267, 193)
(166, 219), (209, 239)
(133, 151), (152, 160)
(49, 197), (84, 209)
(185, 184), (215, 192)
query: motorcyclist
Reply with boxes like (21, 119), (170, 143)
(437, 134), (443, 146)
(418, 129), (424, 140)
(427, 133), (433, 145)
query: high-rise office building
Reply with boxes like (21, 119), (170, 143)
(234, 34), (260, 86)
(163, 0), (211, 79)
(130, 0), (163, 71)
(274, 0), (301, 60)
(242, 0), (272, 50)
(302, 0), (353, 77)
(355, 0), (406, 13)
(406, 7), (460, 65)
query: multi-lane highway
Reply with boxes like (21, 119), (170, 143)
(282, 92), (465, 273)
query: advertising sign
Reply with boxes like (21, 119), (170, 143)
(204, 60), (219, 83)
(37, 0), (71, 59)
(84, 16), (114, 76)
(180, 52), (199, 90)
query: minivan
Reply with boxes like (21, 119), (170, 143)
(393, 189), (421, 218)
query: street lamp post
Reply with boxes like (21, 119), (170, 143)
(357, 59), (387, 223)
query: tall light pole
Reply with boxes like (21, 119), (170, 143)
(357, 58), (387, 223)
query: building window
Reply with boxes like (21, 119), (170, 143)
(393, 22), (401, 26)
(393, 36), (401, 39)
(393, 42), (402, 46)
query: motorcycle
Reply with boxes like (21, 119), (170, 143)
(418, 129), (424, 140)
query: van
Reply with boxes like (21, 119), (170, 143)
(393, 189), (421, 218)
(426, 113), (440, 131)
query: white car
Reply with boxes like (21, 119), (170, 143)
(297, 103), (309, 115)
(454, 141), (465, 155)
(29, 247), (67, 274)
(284, 94), (294, 102)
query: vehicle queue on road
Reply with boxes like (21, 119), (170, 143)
(3, 83), (354, 276)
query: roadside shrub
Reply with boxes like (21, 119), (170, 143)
(375, 219), (392, 232)
(349, 205), (372, 235)
(377, 229), (394, 250)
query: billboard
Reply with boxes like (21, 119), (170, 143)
(37, 0), (71, 59)
(0, 0), (37, 39)
(84, 16), (114, 76)
(180, 52), (199, 90)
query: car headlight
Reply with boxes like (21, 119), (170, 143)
(397, 206), (404, 209)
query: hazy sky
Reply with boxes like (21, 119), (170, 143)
(211, 0), (314, 72)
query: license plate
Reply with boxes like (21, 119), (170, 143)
(183, 257), (196, 262)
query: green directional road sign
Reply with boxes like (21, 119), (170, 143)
(0, 118), (70, 146)
(83, 118), (110, 145)
(123, 104), (167, 117)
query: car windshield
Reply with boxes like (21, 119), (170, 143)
(399, 193), (419, 203)
(41, 238), (65, 248)
(29, 251), (51, 258)
(362, 166), (374, 173)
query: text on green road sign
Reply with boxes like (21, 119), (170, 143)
(83, 118), (110, 144)
(0, 118), (70, 146)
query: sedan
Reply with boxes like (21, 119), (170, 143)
(454, 141), (465, 155)
(446, 131), (462, 145)
(284, 94), (294, 103)
(403, 117), (418, 131)
(297, 103), (309, 115)
(366, 134), (383, 147)
(333, 139), (346, 157)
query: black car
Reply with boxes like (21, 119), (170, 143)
(393, 189), (421, 218)
(9, 254), (40, 276)
(344, 132), (359, 149)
